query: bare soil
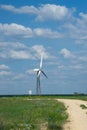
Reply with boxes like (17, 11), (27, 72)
(58, 99), (87, 130)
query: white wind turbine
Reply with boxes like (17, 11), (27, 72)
(33, 56), (48, 95)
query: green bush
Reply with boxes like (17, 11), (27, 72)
(80, 104), (87, 109)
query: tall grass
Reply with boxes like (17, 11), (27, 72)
(0, 97), (68, 130)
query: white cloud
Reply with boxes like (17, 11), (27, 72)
(0, 23), (63, 39)
(0, 41), (51, 60)
(0, 41), (33, 59)
(13, 73), (26, 80)
(1, 4), (73, 21)
(79, 12), (87, 21)
(26, 69), (34, 74)
(1, 12), (87, 42)
(32, 45), (50, 59)
(0, 41), (28, 49)
(0, 23), (33, 38)
(0, 71), (11, 76)
(63, 23), (79, 38)
(79, 56), (87, 62)
(60, 48), (75, 58)
(58, 63), (84, 72)
(0, 64), (9, 70)
(37, 4), (69, 21)
(71, 65), (83, 70)
(63, 12), (87, 44)
(34, 28), (63, 38)
(0, 4), (38, 14)
(10, 50), (32, 59)
(1, 4), (87, 43)
(58, 65), (65, 69)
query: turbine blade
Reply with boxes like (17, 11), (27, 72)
(41, 70), (48, 79)
(40, 55), (43, 69)
(33, 68), (39, 72)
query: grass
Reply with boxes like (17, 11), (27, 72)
(0, 97), (68, 130)
(25, 95), (87, 101)
(54, 95), (87, 101)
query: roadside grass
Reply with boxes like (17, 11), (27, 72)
(0, 97), (68, 130)
(54, 95), (87, 101)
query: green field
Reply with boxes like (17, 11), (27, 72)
(0, 95), (87, 130)
(0, 97), (68, 130)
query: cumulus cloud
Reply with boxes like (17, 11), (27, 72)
(10, 50), (32, 59)
(58, 64), (83, 71)
(1, 4), (87, 43)
(13, 73), (27, 80)
(26, 69), (34, 74)
(34, 28), (63, 38)
(0, 41), (30, 59)
(79, 56), (87, 62)
(0, 4), (38, 14)
(79, 12), (87, 21)
(0, 4), (73, 21)
(32, 45), (50, 59)
(0, 41), (51, 60)
(0, 23), (63, 39)
(0, 71), (11, 76)
(0, 41), (32, 59)
(70, 65), (83, 70)
(0, 23), (33, 38)
(0, 64), (9, 70)
(63, 12), (87, 44)
(37, 4), (69, 21)
(60, 48), (75, 58)
(1, 12), (87, 42)
(0, 41), (27, 49)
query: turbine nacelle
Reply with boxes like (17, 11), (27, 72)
(33, 68), (39, 72)
(34, 69), (48, 78)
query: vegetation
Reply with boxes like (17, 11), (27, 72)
(80, 104), (87, 109)
(0, 94), (87, 129)
(54, 95), (87, 101)
(0, 97), (68, 130)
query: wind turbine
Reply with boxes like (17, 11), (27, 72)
(33, 56), (48, 95)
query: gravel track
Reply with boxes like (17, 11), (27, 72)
(58, 99), (87, 130)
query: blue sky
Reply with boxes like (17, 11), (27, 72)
(0, 0), (87, 95)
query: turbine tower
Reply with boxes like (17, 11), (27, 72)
(33, 56), (48, 95)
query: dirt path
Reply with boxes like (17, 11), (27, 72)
(58, 99), (87, 130)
